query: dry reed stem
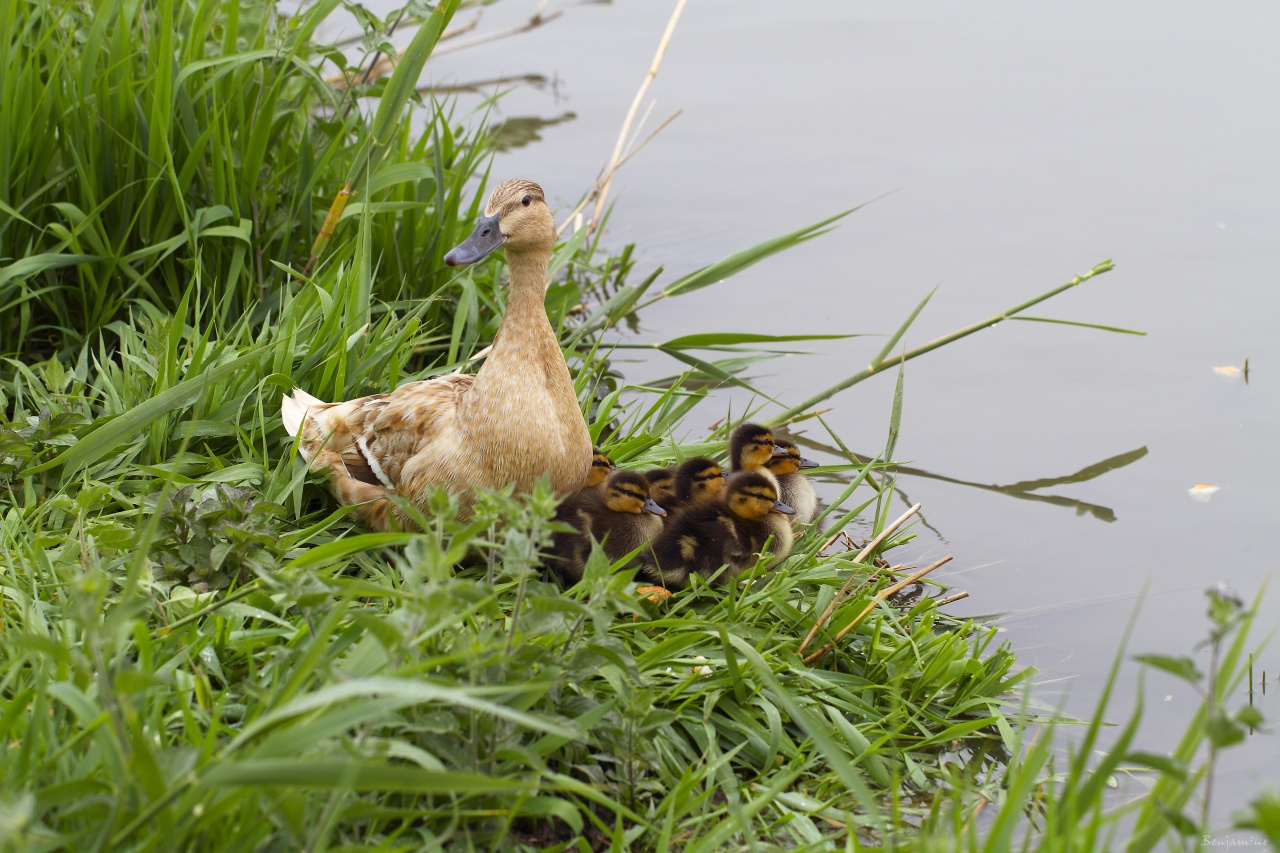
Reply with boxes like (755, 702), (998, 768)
(327, 15), (478, 52)
(556, 110), (684, 238)
(797, 502), (921, 655)
(589, 0), (685, 230)
(939, 591), (969, 605)
(326, 8), (559, 86)
(803, 554), (953, 665)
(432, 5), (563, 58)
(553, 0), (686, 239)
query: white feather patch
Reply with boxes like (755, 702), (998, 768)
(356, 434), (396, 491)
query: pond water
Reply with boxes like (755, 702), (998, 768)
(405, 0), (1278, 825)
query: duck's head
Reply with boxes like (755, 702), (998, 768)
(644, 466), (676, 500)
(586, 447), (616, 488)
(724, 472), (795, 520)
(729, 422), (787, 471)
(603, 470), (667, 516)
(764, 438), (819, 476)
(673, 457), (724, 501)
(444, 179), (554, 266)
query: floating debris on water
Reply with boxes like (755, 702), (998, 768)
(1188, 483), (1220, 502)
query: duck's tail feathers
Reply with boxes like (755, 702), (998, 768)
(281, 387), (329, 459)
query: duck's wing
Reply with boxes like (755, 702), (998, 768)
(286, 375), (475, 490)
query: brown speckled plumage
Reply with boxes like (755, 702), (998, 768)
(281, 179), (592, 530)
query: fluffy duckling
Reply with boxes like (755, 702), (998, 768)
(764, 438), (819, 525)
(728, 422), (787, 475)
(644, 466), (677, 507)
(644, 472), (794, 590)
(548, 470), (666, 585)
(585, 447), (616, 491)
(280, 179), (592, 531)
(660, 457), (725, 512)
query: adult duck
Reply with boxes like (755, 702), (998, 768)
(280, 179), (593, 531)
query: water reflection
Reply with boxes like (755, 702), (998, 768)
(798, 437), (1147, 524)
(420, 73), (552, 97)
(490, 112), (578, 151)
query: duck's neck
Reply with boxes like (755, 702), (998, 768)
(467, 247), (576, 414)
(501, 251), (553, 335)
(460, 244), (588, 490)
(485, 249), (558, 373)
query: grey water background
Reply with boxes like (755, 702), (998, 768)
(380, 0), (1277, 825)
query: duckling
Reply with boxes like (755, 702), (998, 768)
(660, 457), (725, 512)
(764, 438), (820, 525)
(548, 470), (667, 585)
(728, 422), (787, 475)
(643, 466), (677, 507)
(280, 179), (593, 531)
(585, 447), (616, 491)
(644, 472), (794, 590)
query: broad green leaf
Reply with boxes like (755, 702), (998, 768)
(284, 533), (419, 569)
(659, 332), (860, 349)
(1011, 315), (1147, 335)
(1133, 654), (1203, 684)
(0, 253), (104, 287)
(202, 759), (530, 792)
(871, 285), (935, 369)
(662, 206), (862, 297)
(369, 0), (459, 146)
(23, 348), (264, 476)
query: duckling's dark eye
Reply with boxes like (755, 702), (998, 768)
(521, 195), (532, 206)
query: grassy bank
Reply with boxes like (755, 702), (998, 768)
(0, 0), (1273, 849)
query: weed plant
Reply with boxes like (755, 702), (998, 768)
(0, 0), (1273, 849)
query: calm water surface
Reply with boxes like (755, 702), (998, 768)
(406, 0), (1279, 823)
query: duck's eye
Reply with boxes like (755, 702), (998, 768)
(521, 195), (532, 206)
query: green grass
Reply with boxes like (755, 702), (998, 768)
(0, 0), (1274, 850)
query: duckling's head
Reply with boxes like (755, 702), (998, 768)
(603, 470), (667, 516)
(644, 466), (676, 501)
(673, 457), (724, 502)
(729, 422), (787, 471)
(764, 438), (819, 477)
(724, 472), (796, 520)
(586, 447), (616, 488)
(444, 179), (554, 265)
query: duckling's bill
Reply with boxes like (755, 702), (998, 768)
(643, 498), (667, 516)
(444, 211), (505, 266)
(771, 500), (796, 515)
(798, 456), (819, 469)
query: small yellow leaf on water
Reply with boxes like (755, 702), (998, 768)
(1188, 483), (1220, 502)
(1213, 365), (1241, 376)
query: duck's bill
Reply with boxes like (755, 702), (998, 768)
(771, 500), (796, 515)
(798, 457), (819, 469)
(643, 498), (667, 516)
(444, 212), (504, 266)
(771, 444), (790, 457)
